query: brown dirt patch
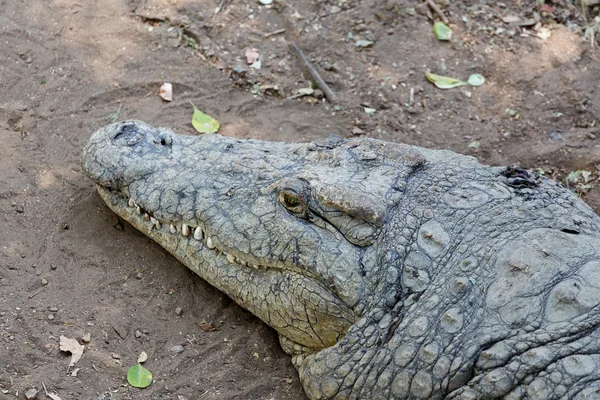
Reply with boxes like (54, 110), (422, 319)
(1, 0), (599, 399)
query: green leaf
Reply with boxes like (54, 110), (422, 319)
(127, 364), (152, 389)
(424, 72), (468, 89)
(433, 22), (452, 41)
(467, 74), (485, 87)
(190, 102), (220, 133)
(567, 170), (581, 183)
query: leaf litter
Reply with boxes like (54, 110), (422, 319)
(59, 335), (84, 367)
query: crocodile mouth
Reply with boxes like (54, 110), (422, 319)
(95, 185), (272, 272)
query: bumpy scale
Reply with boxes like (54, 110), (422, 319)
(83, 121), (600, 399)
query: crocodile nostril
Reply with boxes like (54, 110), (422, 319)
(112, 123), (144, 146)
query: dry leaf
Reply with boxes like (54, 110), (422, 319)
(59, 335), (84, 367)
(244, 48), (260, 64)
(137, 351), (148, 363)
(159, 83), (173, 102)
(198, 318), (216, 332)
(42, 382), (63, 400)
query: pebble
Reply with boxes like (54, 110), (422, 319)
(41, 278), (48, 286)
(48, 314), (54, 320)
(175, 307), (183, 316)
(135, 330), (143, 338)
(136, 272), (143, 279)
(49, 306), (58, 312)
(25, 388), (38, 400)
(81, 333), (91, 343)
(169, 345), (185, 353)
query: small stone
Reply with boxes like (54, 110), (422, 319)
(135, 330), (143, 338)
(25, 388), (38, 399)
(170, 345), (185, 353)
(111, 352), (120, 359)
(48, 314), (54, 320)
(136, 272), (143, 279)
(41, 278), (48, 286)
(16, 204), (24, 213)
(50, 264), (57, 270)
(81, 333), (91, 343)
(175, 307), (183, 316)
(49, 306), (58, 312)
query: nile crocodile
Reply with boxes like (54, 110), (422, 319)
(82, 120), (600, 399)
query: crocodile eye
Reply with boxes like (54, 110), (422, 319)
(278, 191), (307, 215)
(283, 193), (300, 207)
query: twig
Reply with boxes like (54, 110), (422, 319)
(289, 42), (337, 103)
(426, 0), (449, 25)
(213, 0), (229, 19)
(264, 28), (286, 38)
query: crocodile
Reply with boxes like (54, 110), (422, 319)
(82, 120), (600, 399)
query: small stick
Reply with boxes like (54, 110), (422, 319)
(426, 0), (449, 25)
(290, 42), (337, 103)
(213, 0), (228, 19)
(264, 28), (286, 38)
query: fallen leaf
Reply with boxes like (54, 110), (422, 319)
(424, 72), (468, 89)
(159, 83), (173, 102)
(245, 48), (260, 64)
(138, 351), (148, 363)
(501, 15), (522, 24)
(190, 102), (220, 133)
(198, 318), (216, 332)
(355, 39), (374, 47)
(127, 364), (153, 389)
(468, 140), (481, 150)
(42, 383), (63, 400)
(249, 60), (262, 70)
(363, 107), (377, 114)
(433, 22), (452, 41)
(59, 335), (84, 367)
(467, 74), (485, 87)
(536, 27), (551, 40)
(297, 87), (315, 96)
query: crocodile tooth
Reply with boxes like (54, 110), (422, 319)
(128, 198), (136, 208)
(182, 223), (190, 236)
(136, 206), (142, 215)
(150, 216), (158, 225)
(194, 226), (203, 240)
(170, 224), (177, 234)
(206, 236), (215, 249)
(143, 213), (151, 221)
(226, 253), (236, 264)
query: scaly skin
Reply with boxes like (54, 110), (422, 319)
(82, 120), (600, 399)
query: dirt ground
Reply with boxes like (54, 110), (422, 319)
(1, 0), (599, 399)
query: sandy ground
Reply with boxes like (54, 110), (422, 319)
(1, 0), (599, 399)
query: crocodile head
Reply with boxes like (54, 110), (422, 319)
(82, 120), (424, 354)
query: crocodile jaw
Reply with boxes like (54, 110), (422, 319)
(83, 121), (358, 352)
